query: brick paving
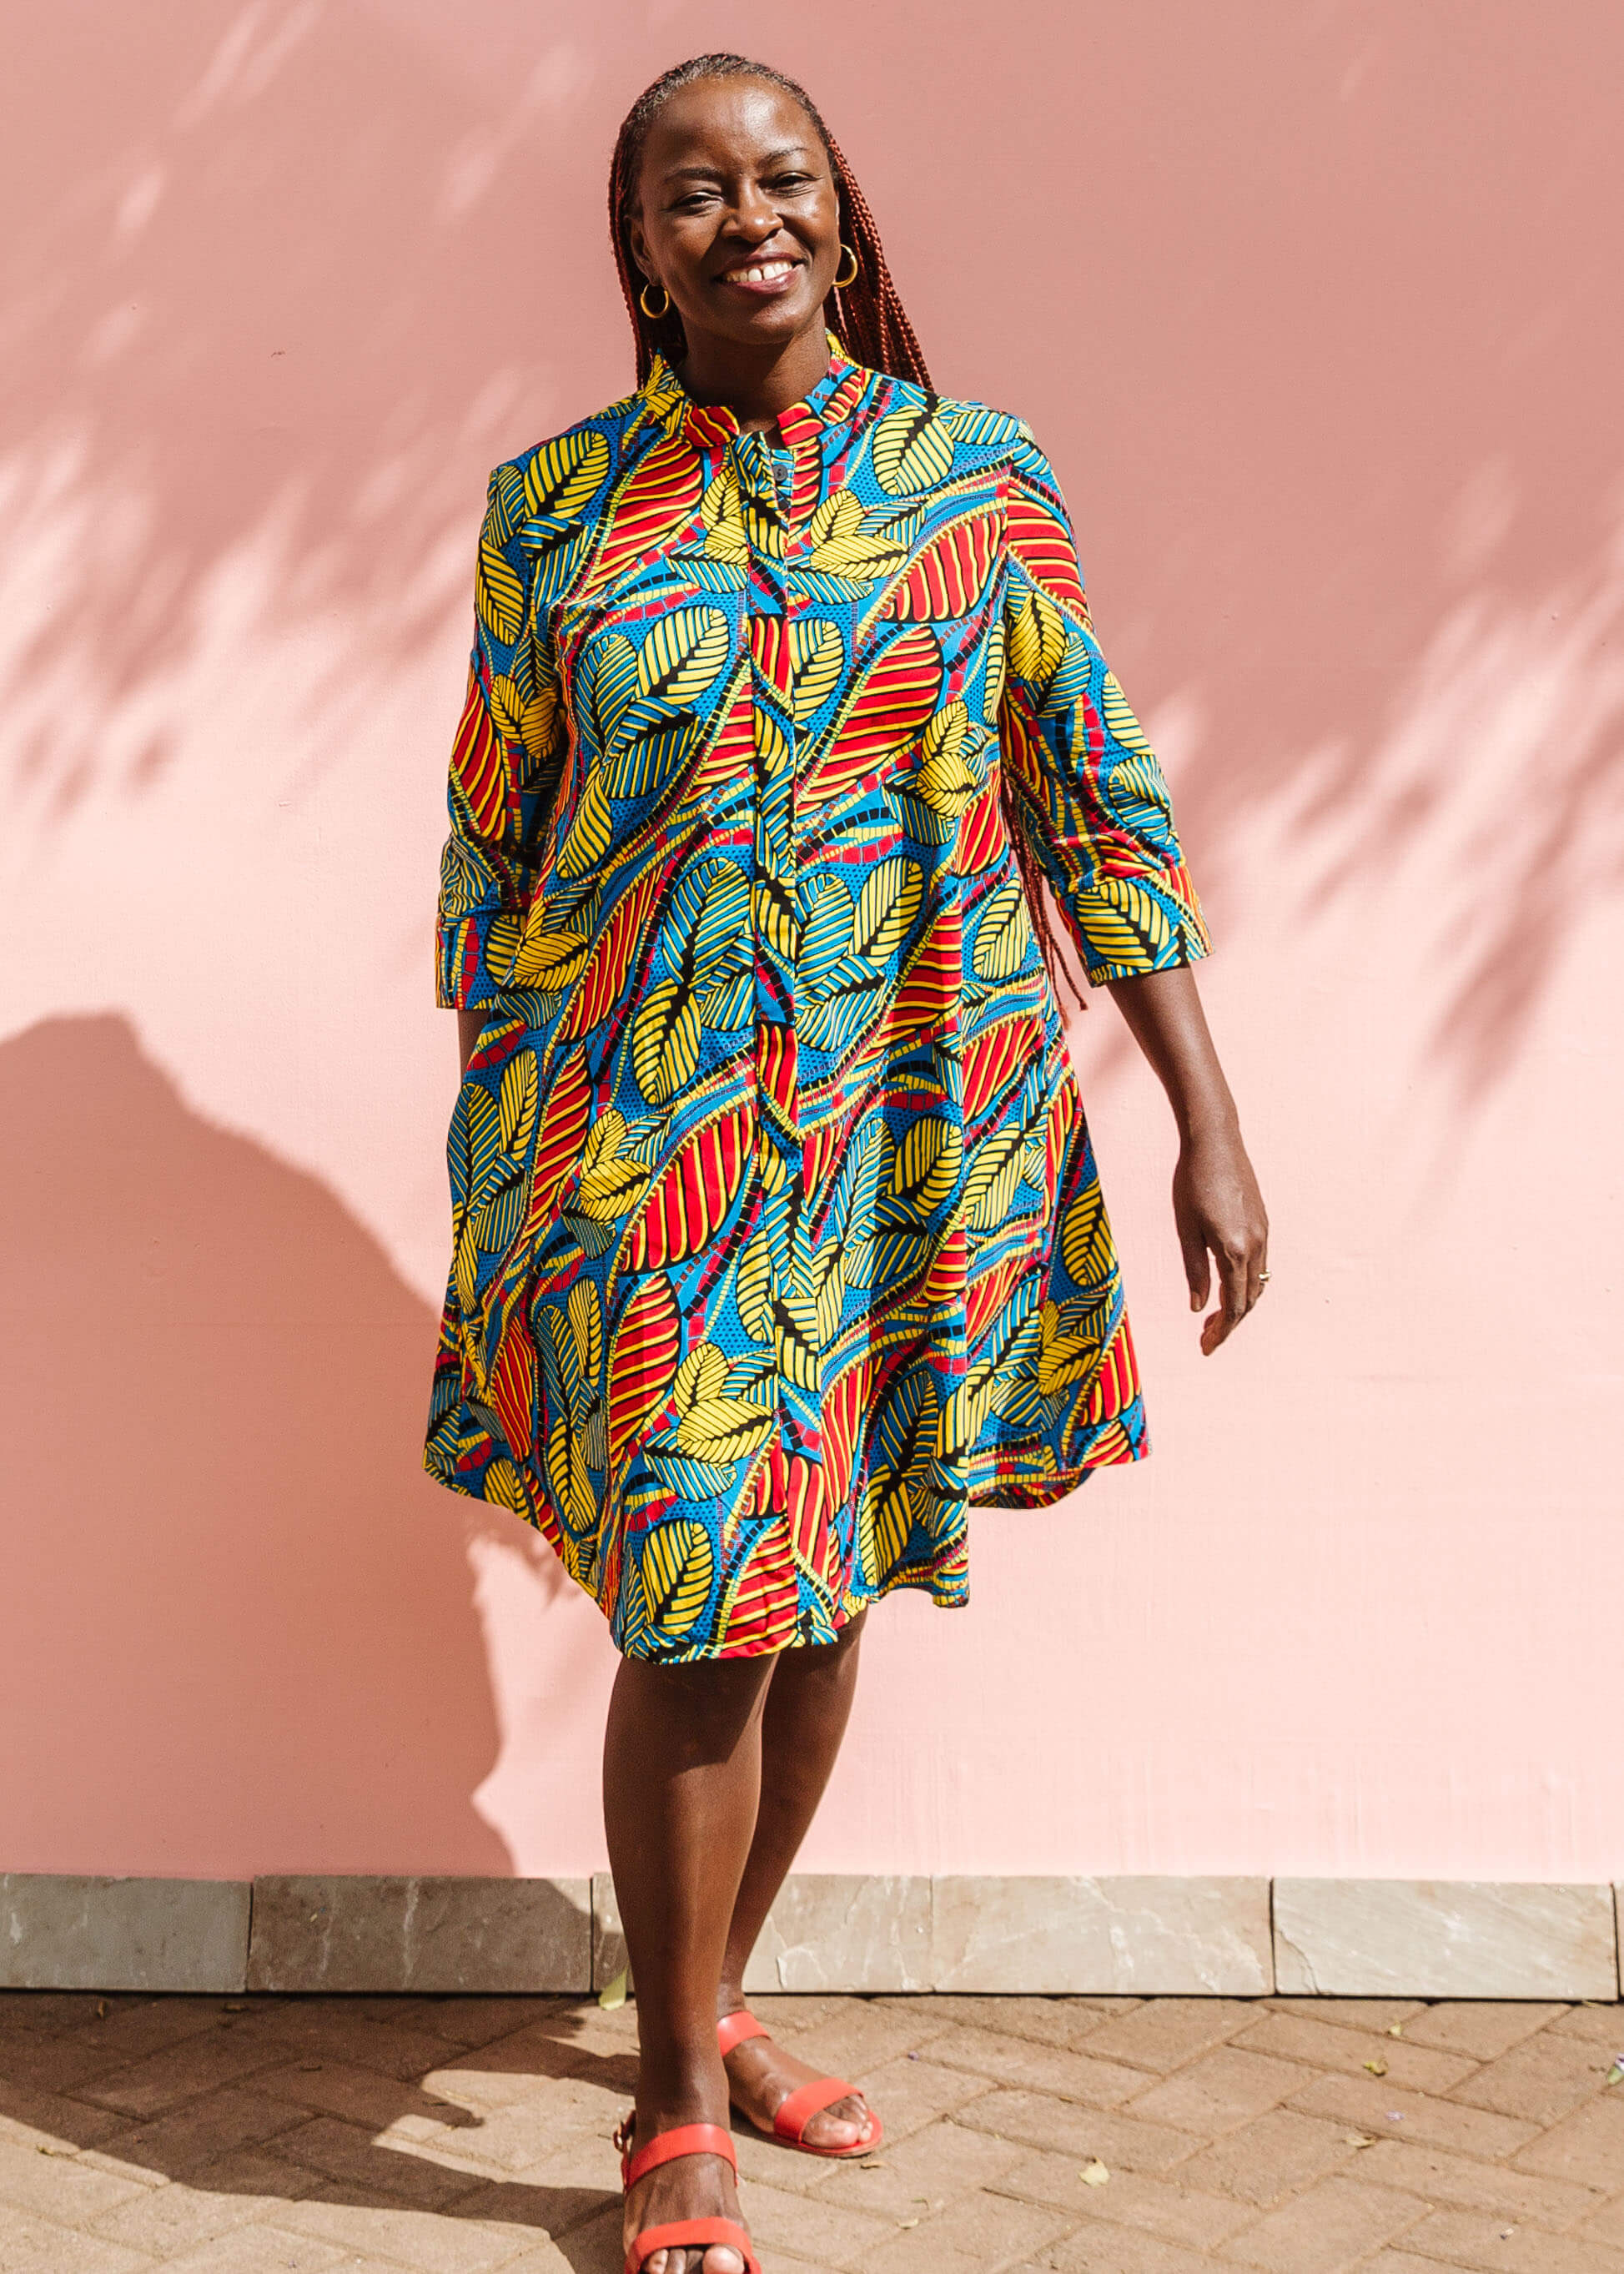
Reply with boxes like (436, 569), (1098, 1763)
(1, 1989), (1621, 2271)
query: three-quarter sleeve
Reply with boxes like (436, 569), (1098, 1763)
(998, 430), (1211, 984)
(435, 465), (568, 1010)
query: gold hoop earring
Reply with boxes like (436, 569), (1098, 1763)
(639, 280), (671, 320)
(833, 244), (860, 289)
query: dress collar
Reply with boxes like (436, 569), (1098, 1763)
(639, 330), (867, 450)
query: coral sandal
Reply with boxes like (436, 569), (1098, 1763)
(716, 2009), (883, 2158)
(616, 2116), (761, 2274)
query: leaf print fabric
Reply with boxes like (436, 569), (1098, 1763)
(426, 335), (1210, 1662)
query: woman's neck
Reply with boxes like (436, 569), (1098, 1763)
(675, 321), (831, 433)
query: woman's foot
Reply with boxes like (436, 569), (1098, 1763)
(717, 2006), (877, 2151)
(618, 2100), (751, 2274)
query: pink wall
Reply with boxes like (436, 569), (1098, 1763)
(4, 1), (1620, 1882)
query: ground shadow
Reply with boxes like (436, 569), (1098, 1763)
(0, 1014), (521, 1874)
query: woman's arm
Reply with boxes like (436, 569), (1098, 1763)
(456, 1008), (485, 1079)
(1106, 964), (1268, 1352)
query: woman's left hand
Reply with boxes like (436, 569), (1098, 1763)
(1173, 1120), (1270, 1354)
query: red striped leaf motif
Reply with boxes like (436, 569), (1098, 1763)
(625, 1101), (753, 1270)
(954, 779), (1007, 875)
(451, 668), (506, 838)
(819, 1359), (867, 1514)
(965, 1255), (1018, 1352)
(1006, 486), (1089, 620)
(881, 511), (1000, 621)
(916, 1219), (967, 1311)
(1086, 1313), (1139, 1426)
(786, 1450), (832, 1591)
(524, 1049), (592, 1232)
(488, 1326), (537, 1458)
(887, 899), (963, 1048)
(963, 1014), (1041, 1119)
(806, 625), (943, 806)
(581, 435), (703, 596)
(560, 866), (661, 1039)
(721, 1517), (799, 1653)
(607, 1274), (681, 1484)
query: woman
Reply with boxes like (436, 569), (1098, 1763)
(428, 53), (1267, 2274)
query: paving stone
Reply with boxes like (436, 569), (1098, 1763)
(1397, 2203), (1624, 2270)
(922, 2020), (1153, 2105)
(86, 2155), (314, 2259)
(158, 2223), (352, 2271)
(1174, 2107), (1365, 2206)
(1447, 2028), (1620, 2125)
(1583, 2196), (1624, 2246)
(1400, 2002), (1568, 2060)
(1285, 2065), (1542, 2157)
(0, 2205), (158, 2272)
(953, 2086), (1203, 2172)
(1545, 2000), (1624, 2044)
(732, 2171), (898, 2266)
(1511, 2090), (1624, 2181)
(269, 2115), (485, 2208)
(826, 2050), (997, 2141)
(993, 2143), (1258, 2243)
(1121, 2047), (1308, 2135)
(903, 2184), (1073, 2265)
(812, 2113), (1023, 2216)
(1075, 2000), (1262, 2076)
(1231, 2007), (1481, 2093)
(273, 2186), (541, 2271)
(0, 2132), (158, 2224)
(763, 1999), (951, 2080)
(1259, 1998), (1428, 2034)
(64, 1999), (246, 2068)
(85, 2084), (316, 2181)
(1353, 2136), (1605, 2230)
(234, 2005), (463, 2086)
(1047, 2224), (1219, 2271)
(75, 2021), (289, 2116)
(0, 2075), (133, 2153)
(873, 1995), (1126, 2049)
(0, 2026), (148, 2095)
(1213, 2173), (1426, 2268)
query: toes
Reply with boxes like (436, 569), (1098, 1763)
(703, 2250), (745, 2274)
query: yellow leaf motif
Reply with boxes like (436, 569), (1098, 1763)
(1060, 1181), (1117, 1293)
(631, 980), (701, 1105)
(636, 605), (731, 707)
(982, 616), (1008, 722)
(773, 1287), (820, 1393)
(790, 619), (844, 722)
(640, 1518), (715, 1638)
(887, 1119), (963, 1220)
(510, 925), (590, 990)
(806, 491), (909, 578)
(971, 880), (1032, 979)
(566, 1280), (602, 1387)
(574, 1111), (651, 1221)
(700, 467), (749, 562)
(1037, 1301), (1102, 1396)
(963, 1123), (1027, 1232)
(869, 402), (956, 496)
(735, 1233), (772, 1342)
(674, 1342), (729, 1411)
(1101, 671), (1151, 754)
(1006, 585), (1067, 688)
(476, 534), (525, 646)
(674, 1395), (776, 1465)
(524, 428), (611, 522)
(852, 856), (923, 962)
(916, 702), (979, 819)
(498, 1049), (539, 1156)
(859, 1472), (913, 1580)
(557, 773), (613, 880)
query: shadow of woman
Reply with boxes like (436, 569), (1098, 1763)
(0, 1012), (519, 1875)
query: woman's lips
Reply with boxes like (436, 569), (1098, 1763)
(715, 257), (801, 298)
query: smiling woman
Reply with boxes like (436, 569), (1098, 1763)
(425, 52), (1267, 2274)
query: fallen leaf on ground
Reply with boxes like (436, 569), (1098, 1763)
(1386, 2022), (1403, 2036)
(1079, 2160), (1109, 2186)
(1344, 2132), (1375, 2148)
(1363, 2056), (1388, 2075)
(598, 1965), (631, 2010)
(1606, 2060), (1624, 2087)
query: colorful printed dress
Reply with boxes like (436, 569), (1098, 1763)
(426, 335), (1210, 1661)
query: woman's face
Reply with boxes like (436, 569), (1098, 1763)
(631, 78), (842, 362)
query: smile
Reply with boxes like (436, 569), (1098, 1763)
(718, 259), (799, 289)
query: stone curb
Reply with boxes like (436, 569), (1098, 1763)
(1, 1873), (1618, 1997)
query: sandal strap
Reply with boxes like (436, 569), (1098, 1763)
(774, 2074), (859, 2141)
(623, 2120), (738, 2193)
(716, 2009), (769, 2056)
(626, 2217), (759, 2273)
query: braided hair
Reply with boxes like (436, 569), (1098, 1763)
(606, 54), (1081, 1005)
(608, 53), (929, 389)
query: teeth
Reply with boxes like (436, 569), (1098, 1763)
(725, 259), (793, 283)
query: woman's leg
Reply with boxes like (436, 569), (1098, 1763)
(717, 1612), (877, 2151)
(605, 1651), (774, 2274)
